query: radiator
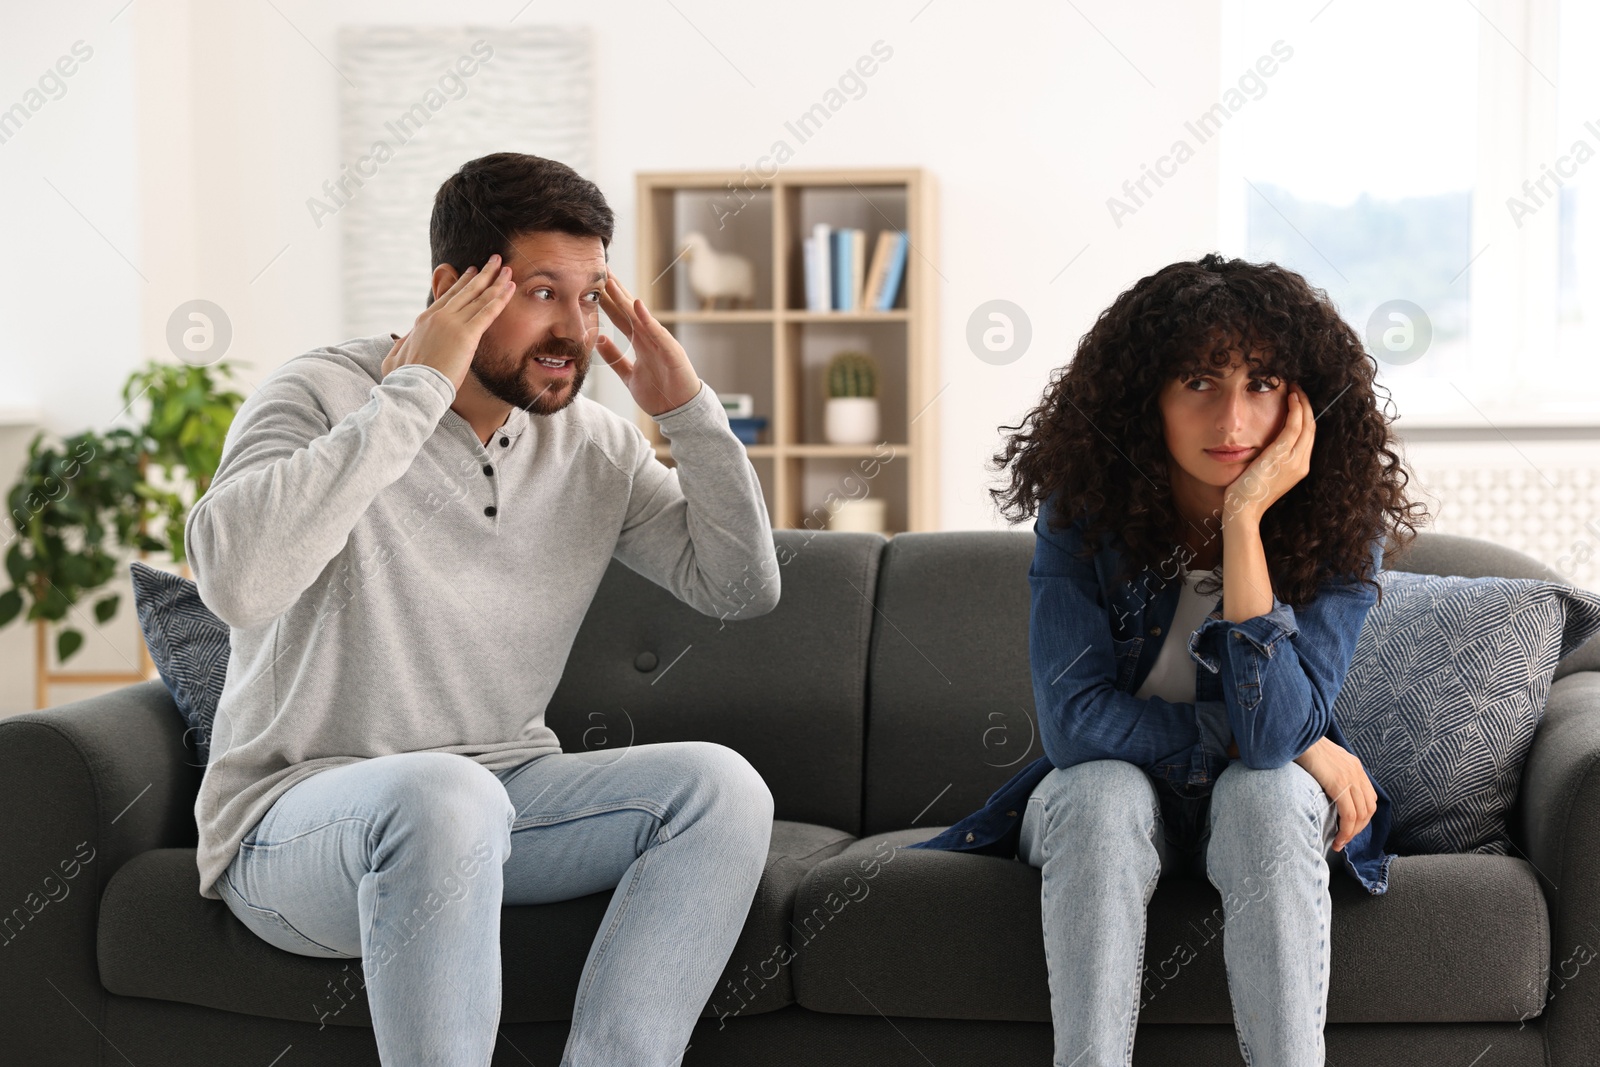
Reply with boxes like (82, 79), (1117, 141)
(1397, 439), (1600, 593)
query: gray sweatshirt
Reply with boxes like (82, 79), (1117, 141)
(186, 334), (779, 900)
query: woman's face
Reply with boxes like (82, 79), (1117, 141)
(1158, 349), (1291, 493)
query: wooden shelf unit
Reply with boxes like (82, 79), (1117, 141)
(634, 167), (939, 536)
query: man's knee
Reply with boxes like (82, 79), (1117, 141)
(370, 753), (515, 851)
(674, 741), (775, 824)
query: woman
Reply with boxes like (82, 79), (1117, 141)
(910, 253), (1427, 1066)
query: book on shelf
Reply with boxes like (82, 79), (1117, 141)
(800, 225), (908, 312)
(850, 228), (866, 309)
(861, 230), (895, 308)
(832, 230), (870, 310)
(805, 223), (832, 311)
(871, 230), (908, 310)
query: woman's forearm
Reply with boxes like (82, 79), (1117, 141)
(1221, 512), (1275, 623)
(1221, 512), (1282, 764)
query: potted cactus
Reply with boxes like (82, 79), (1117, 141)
(823, 350), (880, 445)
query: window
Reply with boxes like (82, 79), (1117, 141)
(1555, 0), (1599, 390)
(1221, 0), (1597, 426)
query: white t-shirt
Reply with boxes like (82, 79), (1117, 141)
(1133, 564), (1224, 704)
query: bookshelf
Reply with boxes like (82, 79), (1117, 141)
(634, 167), (940, 535)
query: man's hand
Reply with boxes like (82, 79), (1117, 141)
(381, 253), (517, 394)
(595, 274), (702, 417)
(1293, 735), (1377, 852)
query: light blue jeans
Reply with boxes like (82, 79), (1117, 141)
(214, 741), (774, 1067)
(1018, 757), (1339, 1067)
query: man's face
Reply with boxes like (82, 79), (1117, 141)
(456, 229), (607, 417)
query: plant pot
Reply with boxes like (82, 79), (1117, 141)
(824, 397), (880, 445)
(827, 498), (888, 534)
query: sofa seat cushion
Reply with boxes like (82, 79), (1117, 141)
(98, 820), (854, 1026)
(791, 829), (1550, 1025)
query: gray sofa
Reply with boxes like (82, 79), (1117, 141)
(3, 528), (1599, 1066)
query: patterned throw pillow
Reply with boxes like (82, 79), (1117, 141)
(128, 561), (230, 765)
(1334, 570), (1600, 856)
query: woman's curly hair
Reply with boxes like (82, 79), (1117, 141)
(992, 253), (1429, 607)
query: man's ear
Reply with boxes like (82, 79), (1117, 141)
(428, 262), (461, 307)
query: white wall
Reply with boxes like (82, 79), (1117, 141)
(0, 0), (1229, 712)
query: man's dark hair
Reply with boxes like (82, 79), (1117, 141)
(429, 152), (614, 282)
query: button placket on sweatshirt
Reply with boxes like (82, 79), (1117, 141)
(478, 443), (500, 520)
(440, 408), (517, 523)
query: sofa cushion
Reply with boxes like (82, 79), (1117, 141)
(128, 561), (228, 765)
(1382, 530), (1600, 681)
(1335, 570), (1600, 855)
(98, 821), (853, 1025)
(790, 829), (1549, 1025)
(860, 531), (1038, 836)
(545, 529), (884, 834)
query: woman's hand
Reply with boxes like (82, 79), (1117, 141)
(1293, 735), (1377, 852)
(1224, 381), (1315, 524)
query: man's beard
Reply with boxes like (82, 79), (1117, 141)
(469, 333), (591, 417)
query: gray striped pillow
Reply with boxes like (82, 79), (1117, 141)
(1334, 570), (1600, 855)
(129, 561), (230, 766)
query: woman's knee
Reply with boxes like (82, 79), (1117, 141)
(1211, 759), (1322, 831)
(1031, 759), (1158, 838)
(1205, 760), (1329, 881)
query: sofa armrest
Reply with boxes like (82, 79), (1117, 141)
(1516, 670), (1600, 1066)
(0, 679), (202, 1065)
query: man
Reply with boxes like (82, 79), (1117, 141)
(187, 151), (781, 1066)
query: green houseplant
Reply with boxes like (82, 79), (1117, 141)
(120, 360), (247, 566)
(823, 349), (880, 445)
(826, 350), (877, 399)
(0, 359), (245, 663)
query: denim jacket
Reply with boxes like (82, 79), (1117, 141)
(908, 495), (1397, 896)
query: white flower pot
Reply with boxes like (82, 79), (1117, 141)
(824, 397), (880, 445)
(828, 498), (888, 534)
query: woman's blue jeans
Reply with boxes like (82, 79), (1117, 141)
(214, 741), (774, 1067)
(1018, 757), (1340, 1067)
